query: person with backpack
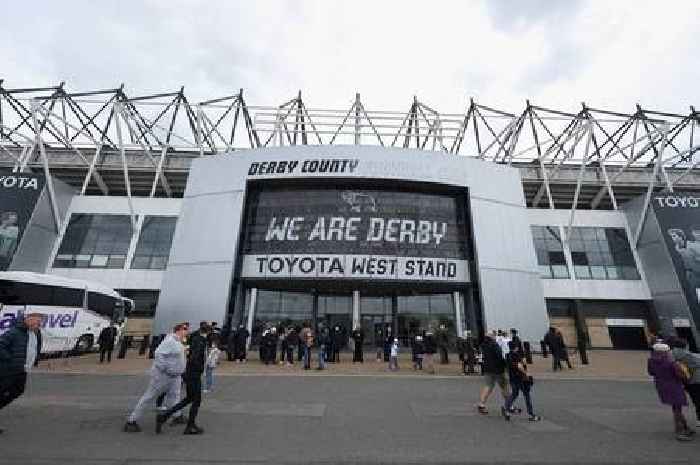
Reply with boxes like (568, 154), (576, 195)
(476, 331), (509, 416)
(503, 340), (541, 422)
(670, 337), (700, 427)
(648, 342), (694, 441)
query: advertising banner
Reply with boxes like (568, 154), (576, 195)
(653, 192), (700, 328)
(241, 186), (470, 282)
(0, 171), (45, 271)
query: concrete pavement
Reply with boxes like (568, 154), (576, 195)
(0, 372), (697, 464)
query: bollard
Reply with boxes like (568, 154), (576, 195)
(138, 335), (149, 356)
(523, 341), (533, 364)
(117, 336), (129, 359)
(540, 340), (548, 358)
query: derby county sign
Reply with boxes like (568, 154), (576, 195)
(240, 186), (470, 282)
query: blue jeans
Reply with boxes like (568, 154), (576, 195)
(205, 367), (214, 391)
(303, 346), (311, 369)
(318, 345), (326, 369)
(505, 380), (534, 416)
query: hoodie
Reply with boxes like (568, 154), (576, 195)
(153, 333), (186, 377)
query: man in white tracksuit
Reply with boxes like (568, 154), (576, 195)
(123, 323), (188, 432)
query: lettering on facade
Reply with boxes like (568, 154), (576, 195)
(655, 195), (700, 208)
(248, 158), (359, 176)
(0, 176), (39, 190)
(247, 254), (463, 280)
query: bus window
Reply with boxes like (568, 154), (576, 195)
(88, 291), (116, 318)
(0, 280), (82, 307)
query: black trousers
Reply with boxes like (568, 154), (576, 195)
(353, 345), (363, 362)
(286, 346), (295, 363)
(100, 347), (113, 363)
(0, 372), (27, 411)
(439, 346), (449, 364)
(162, 375), (202, 426)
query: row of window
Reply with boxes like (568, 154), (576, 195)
(531, 226), (640, 280)
(53, 214), (177, 270)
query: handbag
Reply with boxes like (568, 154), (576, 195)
(676, 361), (691, 384)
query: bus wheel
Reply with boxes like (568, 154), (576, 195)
(75, 335), (94, 353)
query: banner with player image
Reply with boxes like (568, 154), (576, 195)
(653, 193), (700, 328)
(0, 171), (45, 270)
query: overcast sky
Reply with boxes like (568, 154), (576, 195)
(2, 0), (699, 115)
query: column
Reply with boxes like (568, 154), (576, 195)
(453, 291), (463, 338)
(246, 288), (257, 350)
(352, 290), (360, 329)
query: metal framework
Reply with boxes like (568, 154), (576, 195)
(1, 81), (699, 246)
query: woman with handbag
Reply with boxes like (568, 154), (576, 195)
(648, 342), (694, 441)
(503, 340), (541, 422)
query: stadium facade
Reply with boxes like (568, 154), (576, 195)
(1, 82), (699, 349)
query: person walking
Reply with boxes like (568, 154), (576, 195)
(412, 335), (424, 370)
(331, 325), (343, 363)
(503, 340), (541, 422)
(510, 328), (523, 353)
(476, 331), (509, 416)
(389, 338), (400, 371)
(375, 325), (384, 362)
(437, 324), (449, 364)
(464, 331), (478, 375)
(235, 324), (249, 362)
(156, 322), (210, 435)
(648, 342), (694, 441)
(543, 327), (563, 371)
(423, 329), (437, 374)
(671, 338), (700, 428)
(98, 323), (118, 363)
(285, 327), (298, 365)
(556, 329), (573, 369)
(124, 323), (188, 433)
(316, 324), (329, 370)
(0, 312), (43, 434)
(204, 335), (221, 393)
(278, 327), (288, 366)
(301, 322), (314, 370)
(383, 327), (393, 363)
(352, 326), (364, 363)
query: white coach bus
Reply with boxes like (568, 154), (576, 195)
(0, 271), (132, 354)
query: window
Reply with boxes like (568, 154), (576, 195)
(531, 226), (569, 279)
(131, 216), (177, 270)
(569, 227), (640, 280)
(53, 214), (132, 269)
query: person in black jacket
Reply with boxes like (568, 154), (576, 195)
(477, 331), (509, 416)
(0, 312), (43, 434)
(543, 327), (563, 371)
(235, 324), (249, 362)
(331, 325), (344, 363)
(423, 329), (437, 374)
(98, 323), (118, 363)
(351, 326), (364, 363)
(436, 324), (449, 364)
(156, 321), (210, 435)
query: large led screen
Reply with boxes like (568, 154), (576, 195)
(0, 171), (45, 271)
(240, 186), (470, 282)
(654, 192), (700, 329)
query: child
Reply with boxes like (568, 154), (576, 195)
(412, 335), (424, 370)
(204, 336), (221, 393)
(389, 338), (399, 371)
(503, 340), (541, 422)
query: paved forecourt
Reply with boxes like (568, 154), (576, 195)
(1, 372), (697, 465)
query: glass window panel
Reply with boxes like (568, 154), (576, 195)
(539, 265), (553, 278)
(571, 251), (588, 265)
(606, 266), (619, 279)
(590, 265), (607, 279)
(54, 214), (132, 269)
(131, 216), (177, 270)
(548, 251), (566, 265)
(574, 265), (592, 279)
(551, 265), (570, 279)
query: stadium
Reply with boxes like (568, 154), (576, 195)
(1, 81), (699, 350)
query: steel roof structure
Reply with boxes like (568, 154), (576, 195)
(1, 81), (699, 246)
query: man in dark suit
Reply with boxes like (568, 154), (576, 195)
(0, 312), (43, 434)
(98, 323), (118, 363)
